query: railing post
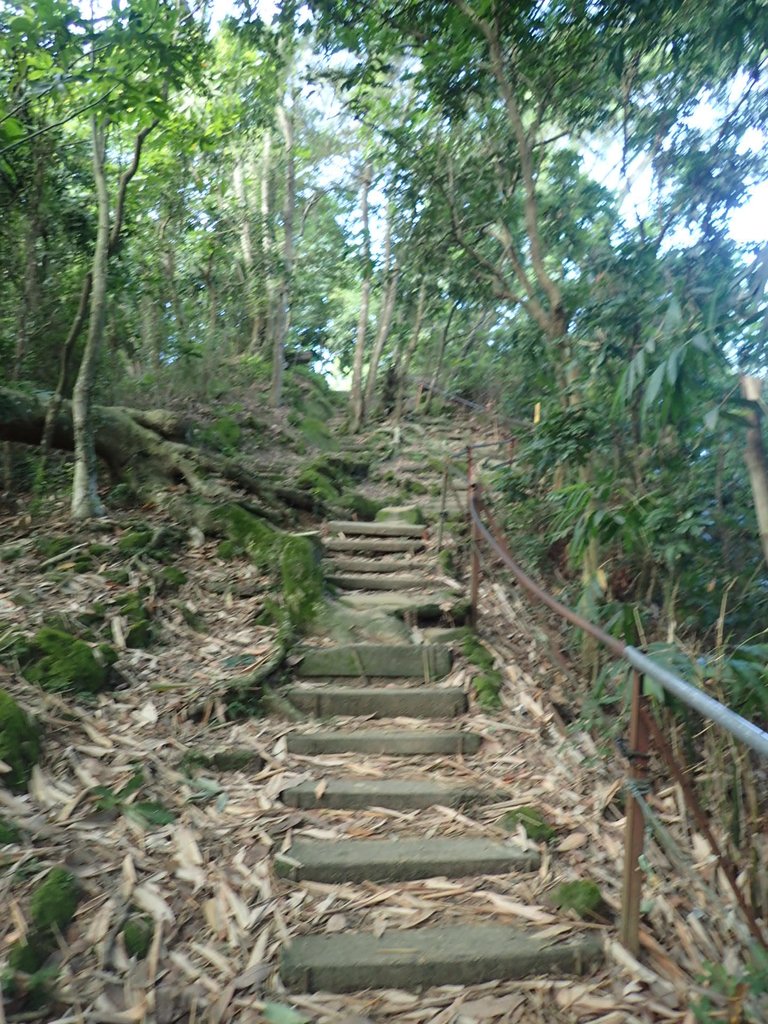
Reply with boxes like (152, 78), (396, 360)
(620, 669), (651, 956)
(437, 461), (449, 553)
(467, 445), (480, 628)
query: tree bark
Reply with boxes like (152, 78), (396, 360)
(741, 375), (768, 569)
(350, 160), (373, 433)
(272, 102), (295, 408)
(394, 279), (427, 425)
(364, 267), (399, 417)
(425, 299), (459, 412)
(71, 117), (110, 519)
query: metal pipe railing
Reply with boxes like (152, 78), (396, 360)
(450, 439), (768, 954)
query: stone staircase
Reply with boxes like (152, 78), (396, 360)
(273, 423), (602, 994)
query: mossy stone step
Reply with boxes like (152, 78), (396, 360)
(281, 925), (602, 993)
(338, 590), (466, 619)
(329, 573), (435, 592)
(285, 729), (481, 756)
(276, 837), (539, 883)
(325, 556), (430, 573)
(375, 505), (424, 525)
(327, 520), (426, 538)
(285, 685), (467, 719)
(280, 778), (486, 811)
(324, 538), (425, 554)
(296, 643), (451, 678)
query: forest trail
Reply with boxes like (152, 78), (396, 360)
(272, 418), (602, 995)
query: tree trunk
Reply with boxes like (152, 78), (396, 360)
(364, 265), (399, 417)
(741, 375), (768, 569)
(350, 160), (373, 433)
(394, 279), (427, 425)
(425, 300), (459, 413)
(233, 156), (263, 352)
(255, 130), (275, 357)
(272, 102), (295, 408)
(71, 118), (109, 519)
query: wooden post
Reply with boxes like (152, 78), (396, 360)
(620, 670), (651, 955)
(468, 445), (480, 628)
(437, 462), (449, 553)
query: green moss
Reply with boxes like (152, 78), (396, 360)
(219, 505), (278, 569)
(1, 545), (23, 561)
(340, 492), (382, 521)
(463, 636), (495, 671)
(554, 880), (604, 919)
(217, 539), (239, 560)
(473, 670), (503, 708)
(375, 505), (425, 525)
(30, 867), (80, 934)
(0, 691), (41, 791)
(117, 530), (153, 554)
(181, 748), (263, 773)
(299, 415), (338, 451)
(116, 592), (153, 649)
(404, 478), (428, 496)
(438, 549), (455, 575)
(105, 569), (130, 585)
(297, 465), (340, 502)
(8, 937), (50, 974)
(0, 816), (21, 843)
(159, 566), (187, 591)
(202, 416), (242, 454)
(281, 535), (323, 633)
(17, 627), (116, 694)
(34, 536), (72, 560)
(107, 482), (137, 508)
(501, 806), (556, 842)
(122, 915), (153, 959)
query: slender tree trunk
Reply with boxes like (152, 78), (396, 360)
(71, 118), (109, 519)
(350, 160), (373, 433)
(272, 102), (295, 408)
(741, 375), (768, 569)
(425, 299), (459, 412)
(233, 157), (263, 351)
(394, 279), (427, 425)
(364, 265), (399, 416)
(257, 131), (275, 357)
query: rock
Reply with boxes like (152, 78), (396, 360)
(375, 505), (425, 525)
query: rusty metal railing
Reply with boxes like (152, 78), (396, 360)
(444, 437), (768, 956)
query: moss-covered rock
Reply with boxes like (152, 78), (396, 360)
(122, 915), (153, 959)
(281, 534), (323, 633)
(339, 492), (383, 521)
(30, 867), (80, 934)
(501, 806), (556, 842)
(553, 880), (604, 920)
(218, 505), (279, 569)
(17, 627), (116, 695)
(0, 816), (22, 843)
(375, 505), (425, 525)
(0, 691), (41, 792)
(8, 936), (50, 974)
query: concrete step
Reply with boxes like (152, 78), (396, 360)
(285, 729), (481, 756)
(296, 643), (451, 678)
(285, 685), (467, 719)
(276, 837), (539, 883)
(281, 924), (602, 993)
(329, 573), (435, 592)
(339, 590), (468, 619)
(280, 778), (485, 811)
(327, 520), (427, 538)
(324, 538), (426, 554)
(325, 556), (431, 573)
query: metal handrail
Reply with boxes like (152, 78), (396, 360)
(447, 435), (768, 954)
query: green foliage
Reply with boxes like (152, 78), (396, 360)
(115, 592), (154, 648)
(122, 916), (153, 960)
(472, 670), (503, 708)
(553, 880), (604, 920)
(500, 806), (555, 842)
(462, 635), (495, 672)
(0, 690), (41, 791)
(30, 867), (80, 934)
(691, 945), (768, 1023)
(16, 627), (117, 695)
(0, 817), (22, 844)
(90, 768), (176, 828)
(201, 416), (242, 455)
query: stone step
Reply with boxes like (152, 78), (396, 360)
(285, 729), (481, 756)
(327, 520), (427, 538)
(324, 538), (426, 554)
(285, 685), (467, 719)
(329, 573), (435, 592)
(296, 643), (451, 678)
(276, 837), (539, 883)
(280, 777), (484, 811)
(281, 924), (602, 993)
(325, 556), (431, 573)
(339, 590), (468, 619)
